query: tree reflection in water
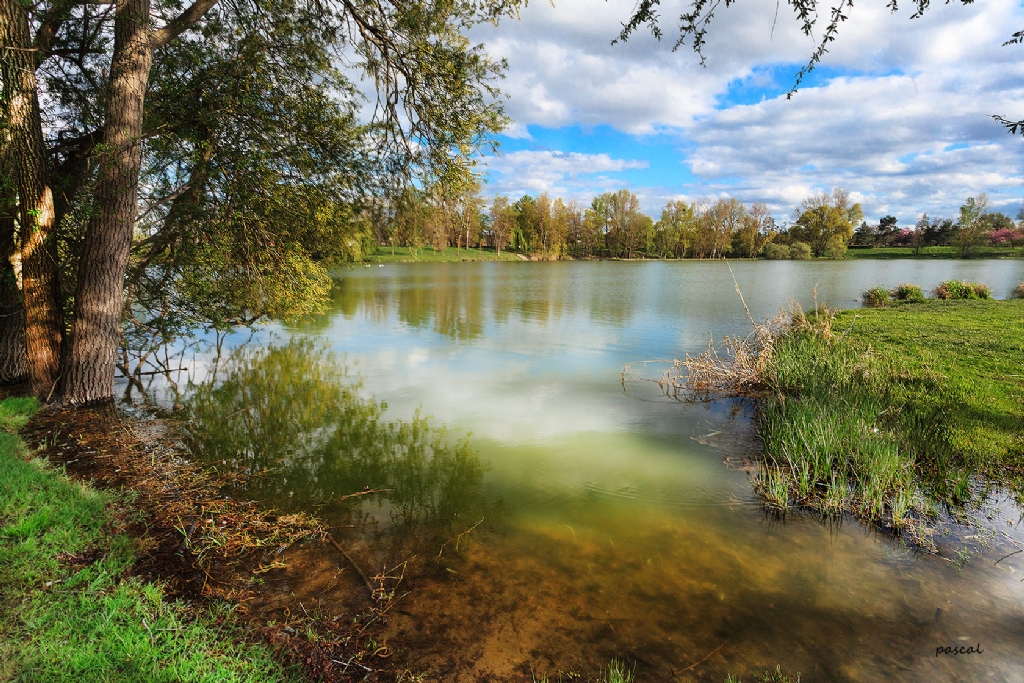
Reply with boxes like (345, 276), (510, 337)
(184, 338), (492, 566)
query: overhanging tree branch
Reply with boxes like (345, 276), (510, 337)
(150, 0), (221, 48)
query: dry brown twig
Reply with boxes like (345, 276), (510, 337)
(675, 636), (730, 674)
(325, 532), (376, 599)
(623, 277), (837, 400)
(437, 517), (484, 560)
(623, 313), (786, 400)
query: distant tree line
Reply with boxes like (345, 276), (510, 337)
(851, 194), (1024, 257)
(377, 187), (779, 259)
(377, 186), (1022, 261)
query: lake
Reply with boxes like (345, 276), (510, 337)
(175, 259), (1024, 682)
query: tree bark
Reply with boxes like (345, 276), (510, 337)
(0, 133), (27, 383)
(0, 216), (27, 384)
(2, 0), (63, 396)
(0, 117), (27, 382)
(61, 0), (219, 403)
(63, 0), (155, 404)
(0, 17), (26, 383)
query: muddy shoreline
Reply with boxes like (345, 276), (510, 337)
(21, 403), (415, 682)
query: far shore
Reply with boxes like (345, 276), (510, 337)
(362, 244), (1024, 263)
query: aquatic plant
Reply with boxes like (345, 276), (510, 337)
(755, 465), (790, 511)
(757, 298), (1024, 539)
(725, 666), (800, 682)
(889, 489), (914, 529)
(626, 315), (785, 399)
(861, 286), (891, 307)
(932, 280), (991, 300)
(890, 283), (925, 303)
(633, 289), (1024, 537)
(865, 283), (926, 307)
(531, 659), (634, 683)
(606, 659), (635, 683)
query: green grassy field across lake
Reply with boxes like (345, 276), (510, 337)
(366, 246), (524, 263)
(847, 245), (1024, 259)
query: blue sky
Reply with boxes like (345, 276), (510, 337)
(470, 0), (1024, 224)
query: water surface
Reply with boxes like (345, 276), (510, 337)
(182, 260), (1024, 682)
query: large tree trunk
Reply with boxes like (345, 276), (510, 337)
(0, 207), (26, 384)
(0, 134), (27, 383)
(0, 136), (27, 383)
(0, 18), (27, 384)
(2, 0), (63, 397)
(63, 0), (155, 404)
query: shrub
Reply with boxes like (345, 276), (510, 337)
(891, 283), (925, 303)
(1011, 283), (1024, 299)
(862, 286), (891, 308)
(789, 241), (812, 260)
(824, 235), (848, 260)
(763, 243), (791, 260)
(933, 280), (991, 300)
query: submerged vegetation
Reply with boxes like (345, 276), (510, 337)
(0, 398), (301, 683)
(725, 668), (800, 683)
(532, 659), (635, 683)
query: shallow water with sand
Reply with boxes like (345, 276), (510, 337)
(174, 260), (1024, 682)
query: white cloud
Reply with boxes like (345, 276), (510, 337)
(471, 0), (1024, 221)
(482, 150), (648, 200)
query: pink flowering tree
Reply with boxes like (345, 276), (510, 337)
(990, 227), (1019, 247)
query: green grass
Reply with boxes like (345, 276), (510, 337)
(532, 659), (635, 683)
(365, 245), (524, 263)
(847, 245), (1024, 259)
(725, 667), (800, 682)
(757, 300), (1024, 531)
(0, 397), (301, 683)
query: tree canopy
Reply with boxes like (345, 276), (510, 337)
(1, 0), (524, 401)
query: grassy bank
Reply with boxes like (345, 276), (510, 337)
(0, 398), (301, 683)
(847, 245), (1024, 259)
(366, 246), (523, 263)
(756, 300), (1024, 535)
